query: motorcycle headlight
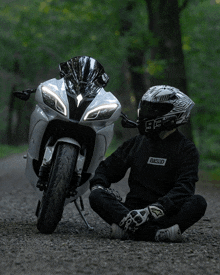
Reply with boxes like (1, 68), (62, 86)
(41, 86), (67, 116)
(84, 104), (118, 121)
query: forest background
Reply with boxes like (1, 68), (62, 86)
(0, 0), (220, 179)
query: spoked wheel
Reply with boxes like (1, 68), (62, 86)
(37, 143), (78, 234)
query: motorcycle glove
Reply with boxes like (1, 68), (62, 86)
(119, 203), (165, 233)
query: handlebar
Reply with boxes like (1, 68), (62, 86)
(120, 112), (138, 128)
(13, 89), (36, 101)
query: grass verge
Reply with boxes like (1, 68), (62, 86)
(0, 144), (28, 159)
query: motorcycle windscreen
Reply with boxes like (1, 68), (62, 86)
(59, 56), (109, 98)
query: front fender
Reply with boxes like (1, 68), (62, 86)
(43, 138), (86, 175)
(42, 138), (81, 166)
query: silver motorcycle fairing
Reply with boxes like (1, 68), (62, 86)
(80, 87), (121, 131)
(27, 79), (120, 163)
(36, 78), (70, 117)
(85, 126), (113, 173)
(27, 79), (69, 162)
(26, 77), (121, 201)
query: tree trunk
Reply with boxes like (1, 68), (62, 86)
(144, 0), (193, 140)
(119, 1), (148, 107)
(145, 0), (187, 90)
(127, 50), (147, 105)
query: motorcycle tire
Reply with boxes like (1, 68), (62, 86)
(37, 143), (78, 234)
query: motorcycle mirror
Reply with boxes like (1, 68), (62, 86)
(120, 112), (138, 128)
(13, 89), (36, 101)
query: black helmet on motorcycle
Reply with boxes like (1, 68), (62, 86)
(137, 85), (195, 135)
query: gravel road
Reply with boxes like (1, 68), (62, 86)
(0, 153), (220, 275)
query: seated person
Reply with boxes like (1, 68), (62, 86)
(89, 85), (207, 242)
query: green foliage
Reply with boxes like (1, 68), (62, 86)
(0, 0), (150, 89)
(181, 0), (220, 170)
(0, 0), (220, 172)
(0, 0), (150, 144)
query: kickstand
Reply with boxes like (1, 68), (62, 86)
(74, 198), (94, 231)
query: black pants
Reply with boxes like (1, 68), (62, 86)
(89, 188), (207, 241)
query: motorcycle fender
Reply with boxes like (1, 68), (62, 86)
(42, 138), (85, 174)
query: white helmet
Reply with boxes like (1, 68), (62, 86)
(137, 85), (195, 135)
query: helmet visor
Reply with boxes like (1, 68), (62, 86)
(138, 102), (173, 121)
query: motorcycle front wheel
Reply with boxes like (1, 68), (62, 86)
(37, 143), (78, 234)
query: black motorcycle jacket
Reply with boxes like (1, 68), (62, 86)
(90, 130), (199, 216)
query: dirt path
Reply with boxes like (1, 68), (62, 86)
(0, 153), (220, 275)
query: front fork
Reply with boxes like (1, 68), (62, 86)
(37, 138), (85, 193)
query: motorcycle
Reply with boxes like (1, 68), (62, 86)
(14, 56), (124, 234)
